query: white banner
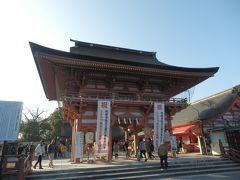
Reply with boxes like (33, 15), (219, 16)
(95, 100), (111, 157)
(153, 102), (165, 153)
(0, 101), (23, 141)
(75, 131), (84, 159)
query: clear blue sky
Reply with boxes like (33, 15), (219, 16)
(0, 0), (239, 116)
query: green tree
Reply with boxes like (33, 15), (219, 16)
(48, 108), (63, 138)
(20, 107), (46, 141)
(39, 118), (52, 140)
(21, 120), (40, 141)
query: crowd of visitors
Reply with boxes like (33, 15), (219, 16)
(14, 138), (71, 170)
(111, 137), (169, 170)
(14, 136), (170, 171)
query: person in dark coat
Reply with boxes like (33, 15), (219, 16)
(147, 138), (155, 159)
(47, 139), (56, 168)
(138, 138), (147, 162)
(158, 142), (168, 170)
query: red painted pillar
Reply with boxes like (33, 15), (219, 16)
(107, 125), (112, 161)
(125, 127), (129, 141)
(167, 114), (173, 135)
(75, 118), (82, 163)
(71, 120), (76, 162)
(133, 122), (138, 156)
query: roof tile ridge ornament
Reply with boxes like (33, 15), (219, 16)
(70, 39), (156, 57)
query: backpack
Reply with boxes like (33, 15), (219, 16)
(158, 144), (167, 156)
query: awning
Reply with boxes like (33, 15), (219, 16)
(172, 125), (195, 135)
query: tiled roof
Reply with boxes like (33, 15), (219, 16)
(70, 39), (163, 66)
(172, 85), (240, 127)
(29, 41), (219, 73)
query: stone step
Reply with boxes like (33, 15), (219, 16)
(26, 159), (240, 180)
(113, 166), (240, 180)
(27, 158), (231, 176)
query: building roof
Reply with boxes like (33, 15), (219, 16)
(70, 39), (164, 66)
(30, 41), (219, 73)
(29, 40), (219, 101)
(172, 85), (240, 127)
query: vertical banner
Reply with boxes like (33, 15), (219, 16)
(153, 102), (165, 153)
(75, 131), (84, 159)
(95, 100), (111, 157)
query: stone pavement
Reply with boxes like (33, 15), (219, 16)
(31, 152), (222, 172)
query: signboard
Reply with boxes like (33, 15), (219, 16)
(85, 132), (94, 144)
(0, 101), (23, 140)
(75, 131), (84, 159)
(153, 102), (165, 153)
(95, 100), (111, 157)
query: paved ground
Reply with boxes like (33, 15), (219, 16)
(31, 152), (222, 172)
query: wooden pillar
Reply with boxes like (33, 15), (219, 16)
(143, 104), (152, 141)
(166, 114), (173, 135)
(75, 119), (81, 163)
(199, 121), (207, 155)
(71, 120), (76, 162)
(144, 115), (149, 140)
(166, 110), (176, 157)
(133, 122), (138, 156)
(107, 126), (112, 161)
(125, 127), (129, 141)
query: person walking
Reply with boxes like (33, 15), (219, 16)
(178, 140), (183, 153)
(138, 138), (147, 162)
(113, 141), (119, 159)
(147, 138), (155, 160)
(47, 139), (56, 168)
(33, 140), (45, 169)
(60, 142), (67, 158)
(125, 140), (131, 159)
(158, 142), (168, 170)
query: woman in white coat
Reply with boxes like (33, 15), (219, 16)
(33, 140), (45, 169)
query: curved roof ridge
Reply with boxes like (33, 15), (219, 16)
(191, 85), (240, 106)
(70, 39), (156, 56)
(29, 41), (219, 73)
(172, 85), (240, 127)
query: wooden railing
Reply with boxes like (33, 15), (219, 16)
(219, 139), (240, 163)
(226, 148), (240, 163)
(61, 93), (188, 104)
(0, 154), (33, 180)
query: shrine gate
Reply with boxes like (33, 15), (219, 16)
(30, 40), (218, 161)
